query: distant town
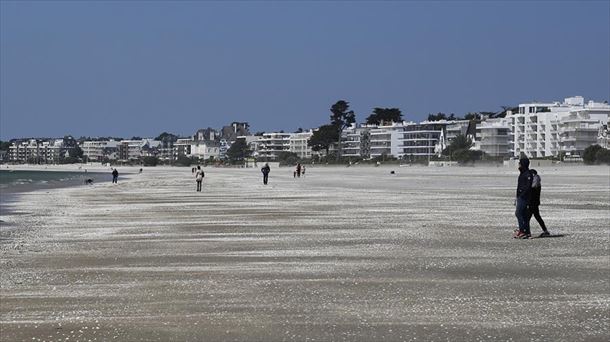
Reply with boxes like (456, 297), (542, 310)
(2, 96), (609, 166)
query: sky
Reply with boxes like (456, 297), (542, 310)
(1, 1), (609, 139)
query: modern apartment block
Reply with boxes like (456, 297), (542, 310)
(255, 132), (292, 160)
(473, 118), (511, 158)
(81, 140), (119, 162)
(507, 96), (610, 158)
(397, 121), (449, 159)
(9, 139), (68, 163)
(289, 130), (313, 159)
(340, 125), (371, 159)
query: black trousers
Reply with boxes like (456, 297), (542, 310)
(528, 205), (547, 231)
(196, 180), (202, 191)
(263, 174), (269, 185)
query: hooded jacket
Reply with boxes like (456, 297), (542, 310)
(516, 158), (533, 201)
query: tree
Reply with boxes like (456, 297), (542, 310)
(583, 144), (603, 165)
(277, 151), (299, 166)
(442, 134), (482, 164)
(427, 112), (447, 121)
(330, 100), (356, 160)
(595, 148), (610, 164)
(142, 156), (159, 166)
(155, 132), (179, 147)
(69, 146), (84, 159)
(226, 138), (251, 163)
(176, 155), (195, 166)
(365, 108), (403, 125)
(0, 140), (11, 151)
(309, 124), (339, 155)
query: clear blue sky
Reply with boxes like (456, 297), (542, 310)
(1, 1), (609, 139)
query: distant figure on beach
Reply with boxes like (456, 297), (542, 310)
(112, 169), (119, 184)
(85, 178), (93, 185)
(528, 169), (550, 237)
(192, 167), (195, 174)
(195, 165), (204, 192)
(514, 158), (532, 239)
(261, 163), (270, 185)
(296, 163), (302, 178)
(139, 168), (143, 173)
(302, 166), (306, 176)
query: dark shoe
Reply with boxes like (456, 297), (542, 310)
(539, 231), (550, 237)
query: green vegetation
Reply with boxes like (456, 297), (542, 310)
(365, 108), (403, 125)
(583, 144), (610, 165)
(442, 134), (483, 164)
(226, 138), (251, 164)
(142, 156), (160, 166)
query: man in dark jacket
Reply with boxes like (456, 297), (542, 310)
(514, 158), (533, 238)
(111, 168), (119, 184)
(528, 169), (550, 237)
(261, 163), (270, 185)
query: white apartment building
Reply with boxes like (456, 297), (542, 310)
(9, 139), (66, 163)
(507, 96), (610, 158)
(118, 139), (160, 161)
(473, 118), (511, 158)
(81, 140), (119, 162)
(190, 140), (220, 160)
(289, 131), (313, 159)
(369, 123), (405, 158)
(256, 132), (291, 160)
(340, 125), (371, 159)
(397, 121), (449, 159)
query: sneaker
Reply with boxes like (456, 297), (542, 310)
(539, 231), (551, 237)
(514, 231), (531, 239)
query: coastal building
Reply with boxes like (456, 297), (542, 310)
(473, 118), (511, 158)
(369, 123), (406, 159)
(507, 96), (610, 158)
(118, 139), (160, 161)
(9, 139), (67, 164)
(340, 125), (371, 159)
(190, 140), (220, 160)
(396, 121), (449, 159)
(255, 132), (291, 160)
(81, 140), (119, 162)
(289, 130), (313, 159)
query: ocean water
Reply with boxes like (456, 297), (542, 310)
(0, 170), (104, 194)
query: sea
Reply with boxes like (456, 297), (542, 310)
(0, 170), (108, 220)
(0, 169), (104, 193)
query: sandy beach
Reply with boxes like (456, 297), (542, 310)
(1, 165), (609, 341)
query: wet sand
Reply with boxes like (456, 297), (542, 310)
(1, 165), (609, 341)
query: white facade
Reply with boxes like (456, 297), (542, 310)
(190, 141), (220, 160)
(369, 123), (405, 158)
(473, 118), (511, 158)
(289, 131), (313, 159)
(256, 132), (291, 160)
(82, 140), (119, 161)
(507, 96), (610, 158)
(9, 139), (67, 163)
(341, 125), (371, 159)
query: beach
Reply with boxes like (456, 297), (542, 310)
(1, 165), (609, 341)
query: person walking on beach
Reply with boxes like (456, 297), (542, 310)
(514, 158), (533, 239)
(195, 165), (204, 192)
(111, 168), (119, 184)
(261, 163), (270, 185)
(528, 169), (550, 237)
(302, 165), (306, 176)
(296, 163), (302, 178)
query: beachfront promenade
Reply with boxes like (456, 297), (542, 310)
(1, 165), (609, 341)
